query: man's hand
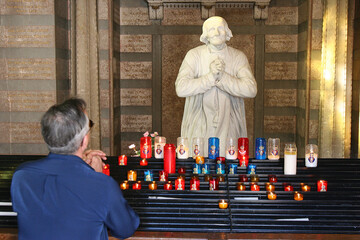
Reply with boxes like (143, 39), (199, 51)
(83, 150), (107, 172)
(210, 58), (225, 82)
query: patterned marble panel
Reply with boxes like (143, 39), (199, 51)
(11, 122), (43, 143)
(1, 0), (54, 15)
(0, 91), (10, 112)
(55, 27), (68, 49)
(121, 140), (136, 155)
(265, 89), (297, 107)
(4, 58), (56, 80)
(163, 7), (203, 25)
(101, 118), (110, 138)
(100, 89), (109, 108)
(99, 29), (109, 50)
(55, 0), (68, 19)
(120, 7), (151, 26)
(120, 88), (152, 106)
(311, 58), (321, 80)
(99, 60), (109, 80)
(266, 7), (298, 25)
(309, 119), (319, 139)
(0, 123), (10, 143)
(228, 35), (255, 69)
(265, 62), (297, 80)
(297, 31), (307, 52)
(310, 90), (320, 109)
(264, 116), (296, 133)
(298, 1), (307, 25)
(120, 35), (152, 53)
(98, 0), (109, 20)
(313, 0), (323, 19)
(265, 34), (298, 53)
(121, 115), (152, 132)
(0, 26), (54, 48)
(8, 91), (56, 112)
(162, 35), (200, 145)
(216, 8), (255, 26)
(120, 61), (152, 79)
(312, 29), (322, 50)
(297, 89), (305, 109)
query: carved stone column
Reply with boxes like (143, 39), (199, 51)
(319, 0), (352, 157)
(75, 0), (101, 150)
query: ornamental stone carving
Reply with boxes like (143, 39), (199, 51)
(146, 0), (271, 20)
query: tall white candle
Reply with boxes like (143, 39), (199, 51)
(284, 143), (297, 175)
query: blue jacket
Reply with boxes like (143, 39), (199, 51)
(11, 153), (139, 240)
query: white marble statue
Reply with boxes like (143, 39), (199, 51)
(175, 16), (257, 157)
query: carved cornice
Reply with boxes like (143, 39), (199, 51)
(146, 0), (271, 20)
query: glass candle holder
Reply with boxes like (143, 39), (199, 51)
(159, 170), (168, 182)
(140, 158), (148, 166)
(228, 164), (238, 174)
(216, 163), (225, 174)
(102, 164), (110, 176)
(209, 178), (219, 190)
(190, 176), (200, 190)
(247, 164), (256, 174)
(300, 183), (311, 192)
(238, 138), (249, 167)
(144, 170), (153, 181)
(267, 191), (277, 200)
(127, 170), (137, 181)
(255, 138), (266, 160)
(164, 144), (176, 174)
(250, 174), (259, 182)
(164, 181), (173, 190)
(225, 137), (238, 159)
(195, 156), (205, 164)
(218, 199), (228, 209)
(192, 137), (204, 159)
(177, 137), (189, 159)
(267, 138), (280, 160)
(118, 155), (127, 165)
(266, 183), (275, 192)
(154, 136), (166, 159)
(178, 166), (186, 174)
(204, 175), (213, 182)
(305, 144), (318, 167)
(317, 180), (328, 192)
(284, 143), (297, 175)
(175, 176), (185, 190)
(132, 181), (142, 190)
(140, 136), (152, 159)
(120, 181), (129, 190)
(217, 175), (225, 182)
(208, 137), (219, 159)
(268, 175), (278, 183)
(148, 181), (157, 190)
(239, 175), (248, 182)
(192, 163), (201, 174)
(283, 183), (294, 192)
(294, 191), (303, 201)
(202, 163), (210, 174)
(216, 157), (226, 164)
(236, 182), (246, 191)
(251, 183), (260, 191)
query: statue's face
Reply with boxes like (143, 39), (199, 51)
(205, 19), (226, 47)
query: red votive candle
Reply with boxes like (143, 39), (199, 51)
(148, 181), (157, 190)
(317, 180), (328, 192)
(164, 181), (173, 190)
(175, 176), (185, 190)
(268, 175), (277, 183)
(209, 178), (219, 190)
(238, 137), (249, 167)
(178, 166), (186, 174)
(251, 183), (260, 191)
(283, 183), (294, 191)
(120, 181), (129, 190)
(159, 170), (168, 182)
(118, 155), (127, 165)
(140, 158), (148, 166)
(190, 176), (200, 190)
(216, 157), (226, 164)
(140, 136), (152, 159)
(102, 164), (110, 176)
(164, 143), (176, 174)
(132, 181), (142, 190)
(239, 174), (248, 182)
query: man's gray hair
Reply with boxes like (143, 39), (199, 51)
(41, 98), (90, 154)
(200, 16), (233, 44)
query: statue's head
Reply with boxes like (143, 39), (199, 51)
(200, 16), (233, 46)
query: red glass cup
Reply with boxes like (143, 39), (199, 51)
(251, 183), (260, 191)
(283, 183), (294, 191)
(164, 181), (173, 190)
(159, 170), (168, 182)
(216, 157), (226, 164)
(175, 177), (185, 190)
(209, 178), (219, 190)
(268, 175), (278, 183)
(239, 175), (248, 182)
(190, 176), (200, 190)
(164, 144), (176, 174)
(238, 137), (249, 167)
(140, 158), (148, 166)
(102, 164), (110, 176)
(140, 136), (152, 159)
(132, 181), (142, 190)
(178, 167), (186, 174)
(118, 155), (127, 165)
(317, 180), (328, 192)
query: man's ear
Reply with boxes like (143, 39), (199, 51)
(81, 133), (89, 150)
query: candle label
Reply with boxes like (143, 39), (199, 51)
(193, 145), (201, 156)
(192, 164), (201, 174)
(208, 137), (219, 159)
(305, 152), (318, 167)
(228, 164), (238, 174)
(202, 163), (210, 174)
(216, 163), (225, 174)
(144, 170), (153, 181)
(175, 178), (185, 190)
(268, 146), (280, 160)
(255, 138), (266, 160)
(226, 145), (237, 159)
(155, 143), (165, 159)
(247, 164), (256, 174)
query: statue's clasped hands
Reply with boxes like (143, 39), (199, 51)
(210, 58), (225, 83)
